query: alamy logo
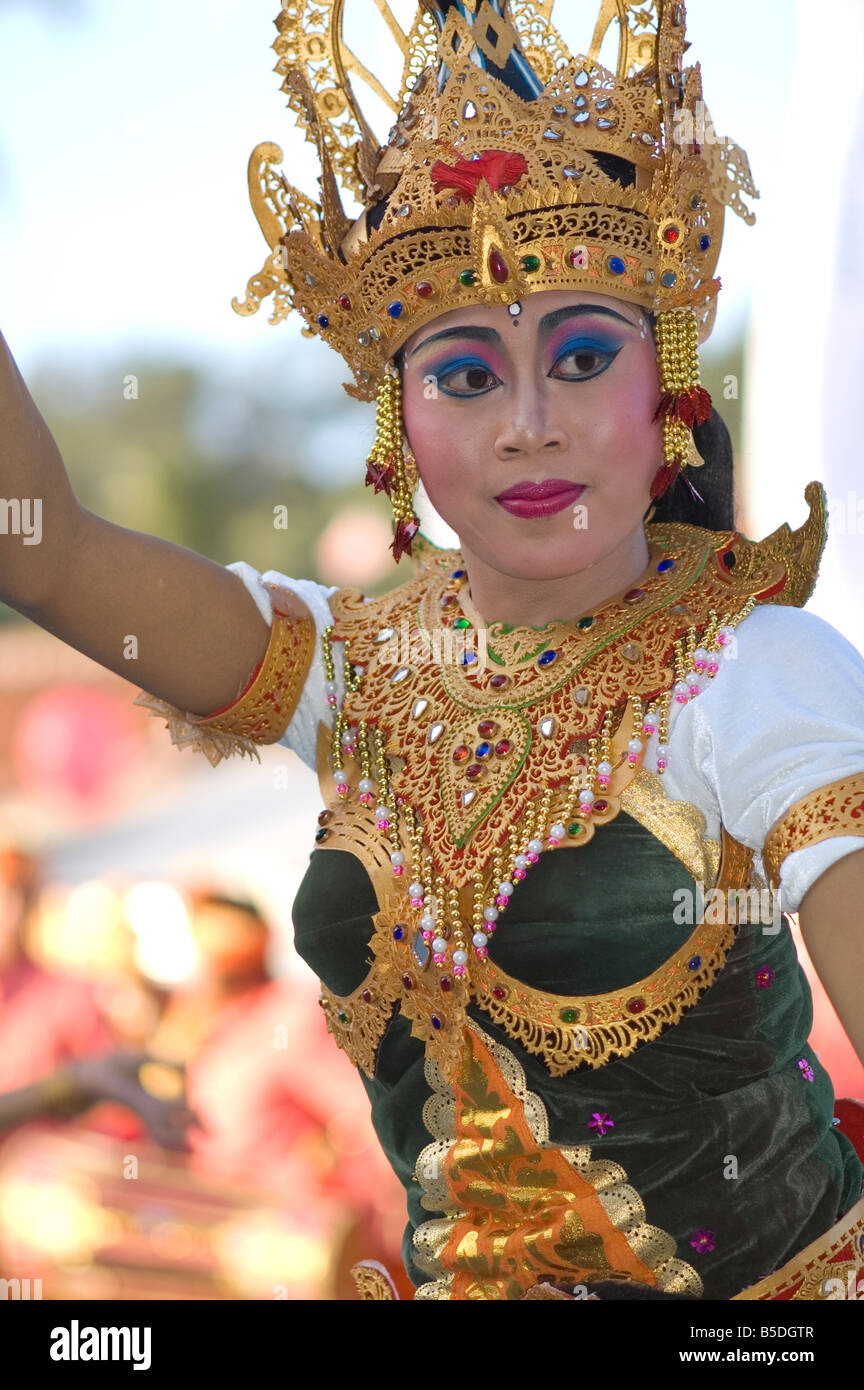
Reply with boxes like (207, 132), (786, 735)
(50, 1321), (152, 1370)
(0, 497), (42, 544)
(376, 613), (488, 673)
(0, 1277), (42, 1299)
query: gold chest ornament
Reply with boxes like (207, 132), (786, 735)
(314, 489), (826, 1082)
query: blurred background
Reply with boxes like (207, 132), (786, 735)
(0, 0), (862, 1300)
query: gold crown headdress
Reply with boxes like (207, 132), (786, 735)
(233, 1), (758, 558)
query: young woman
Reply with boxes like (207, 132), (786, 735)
(2, 0), (864, 1300)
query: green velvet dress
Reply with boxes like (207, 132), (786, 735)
(293, 812), (864, 1299)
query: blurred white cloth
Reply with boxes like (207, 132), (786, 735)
(743, 0), (864, 656)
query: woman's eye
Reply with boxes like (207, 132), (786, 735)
(436, 363), (500, 396)
(550, 345), (620, 379)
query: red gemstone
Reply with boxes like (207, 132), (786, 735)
(494, 739), (511, 756)
(440, 593), (458, 608)
(624, 588), (646, 603)
(465, 763), (485, 779)
(402, 973), (415, 990)
(317, 810), (332, 825)
(416, 281), (433, 297)
(663, 226), (680, 243)
(492, 986), (506, 1000)
(440, 975), (452, 991)
(488, 247), (508, 283)
(338, 294), (352, 310)
(452, 744), (470, 764)
(361, 989), (372, 1004)
(489, 674), (509, 688)
(594, 800), (608, 812)
(626, 996), (646, 1014)
(477, 719), (498, 736)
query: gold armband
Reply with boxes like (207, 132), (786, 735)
(762, 772), (864, 890)
(134, 582), (318, 767)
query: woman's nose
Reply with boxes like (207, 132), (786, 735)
(493, 386), (570, 458)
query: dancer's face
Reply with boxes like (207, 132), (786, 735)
(401, 289), (663, 580)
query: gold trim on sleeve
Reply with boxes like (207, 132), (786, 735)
(762, 772), (864, 891)
(134, 582), (317, 766)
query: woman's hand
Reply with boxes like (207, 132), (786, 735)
(65, 1050), (199, 1151)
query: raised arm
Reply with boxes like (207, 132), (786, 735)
(0, 328), (269, 714)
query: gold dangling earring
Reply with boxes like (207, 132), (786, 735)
(364, 363), (421, 562)
(650, 306), (711, 504)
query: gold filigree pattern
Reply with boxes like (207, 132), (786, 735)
(349, 1260), (400, 1299)
(620, 766), (721, 884)
(762, 772), (864, 891)
(411, 1016), (704, 1299)
(328, 495), (824, 886)
(314, 495), (826, 1080)
(469, 825), (752, 1075)
(316, 793), (752, 1080)
(134, 582), (317, 767)
(235, 1), (758, 399)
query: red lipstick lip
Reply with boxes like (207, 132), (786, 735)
(495, 478), (585, 501)
(496, 485), (586, 519)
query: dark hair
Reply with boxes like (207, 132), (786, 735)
(648, 405), (735, 533)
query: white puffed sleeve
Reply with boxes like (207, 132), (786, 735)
(644, 604), (864, 913)
(226, 562), (348, 773)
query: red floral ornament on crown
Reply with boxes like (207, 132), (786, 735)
(430, 149), (529, 202)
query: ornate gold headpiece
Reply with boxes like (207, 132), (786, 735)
(233, 0), (757, 405)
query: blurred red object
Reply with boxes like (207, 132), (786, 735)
(12, 686), (140, 811)
(834, 1099), (864, 1163)
(791, 915), (864, 1101)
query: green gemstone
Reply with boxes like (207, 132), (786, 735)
(454, 617), (471, 629)
(576, 616), (595, 630)
(567, 822), (583, 837)
(338, 1010), (349, 1024)
(521, 254), (541, 273)
(560, 1007), (580, 1023)
(459, 269), (476, 287)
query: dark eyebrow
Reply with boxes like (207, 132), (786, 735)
(538, 304), (640, 334)
(406, 324), (500, 358)
(406, 304), (640, 359)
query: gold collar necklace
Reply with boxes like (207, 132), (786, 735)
(318, 528), (762, 1005)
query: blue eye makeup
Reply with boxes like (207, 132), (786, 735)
(548, 335), (622, 380)
(428, 354), (502, 397)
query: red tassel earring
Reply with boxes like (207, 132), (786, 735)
(365, 363), (420, 562)
(651, 307), (710, 504)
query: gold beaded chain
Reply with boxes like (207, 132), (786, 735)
(655, 306), (705, 471)
(366, 365), (419, 533)
(318, 591), (757, 987)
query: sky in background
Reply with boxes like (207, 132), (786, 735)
(0, 0), (796, 377)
